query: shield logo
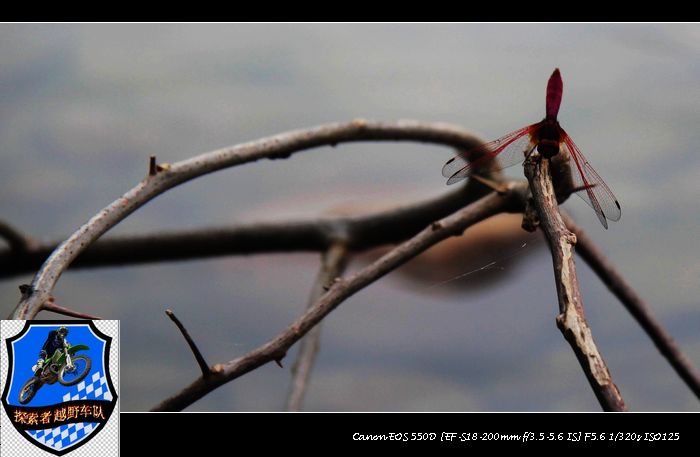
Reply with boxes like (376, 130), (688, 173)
(1, 320), (118, 455)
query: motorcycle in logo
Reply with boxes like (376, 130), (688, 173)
(1, 321), (118, 455)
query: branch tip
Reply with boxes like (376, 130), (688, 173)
(149, 155), (157, 176)
(165, 308), (212, 378)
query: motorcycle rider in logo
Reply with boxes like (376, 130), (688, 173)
(32, 326), (70, 376)
(19, 325), (92, 405)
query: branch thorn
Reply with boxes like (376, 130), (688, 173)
(149, 155), (157, 176)
(19, 284), (33, 299)
(43, 298), (103, 320)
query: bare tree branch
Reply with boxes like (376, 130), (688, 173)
(0, 183), (494, 279)
(523, 154), (627, 411)
(0, 220), (38, 253)
(151, 186), (524, 411)
(285, 243), (349, 411)
(5, 118), (677, 411)
(9, 120), (489, 320)
(165, 309), (212, 378)
(563, 213), (700, 400)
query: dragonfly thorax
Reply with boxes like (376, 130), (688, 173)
(538, 139), (559, 158)
(537, 119), (561, 159)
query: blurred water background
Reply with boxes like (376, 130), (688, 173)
(1, 23), (699, 411)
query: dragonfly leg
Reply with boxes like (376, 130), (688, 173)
(523, 144), (538, 162)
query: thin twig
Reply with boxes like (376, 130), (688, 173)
(523, 153), (627, 411)
(285, 243), (349, 411)
(42, 300), (103, 320)
(151, 186), (524, 411)
(0, 183), (495, 279)
(165, 309), (212, 378)
(563, 213), (700, 400)
(0, 221), (37, 252)
(10, 120), (489, 320)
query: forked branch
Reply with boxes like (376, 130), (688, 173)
(151, 185), (525, 411)
(6, 118), (693, 412)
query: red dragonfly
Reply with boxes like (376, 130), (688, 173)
(442, 68), (621, 229)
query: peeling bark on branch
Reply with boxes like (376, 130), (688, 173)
(523, 154), (627, 412)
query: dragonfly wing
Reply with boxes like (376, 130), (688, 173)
(560, 129), (621, 228)
(442, 124), (537, 185)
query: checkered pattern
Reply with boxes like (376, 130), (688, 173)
(27, 422), (97, 451)
(62, 370), (113, 402)
(22, 370), (112, 452)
